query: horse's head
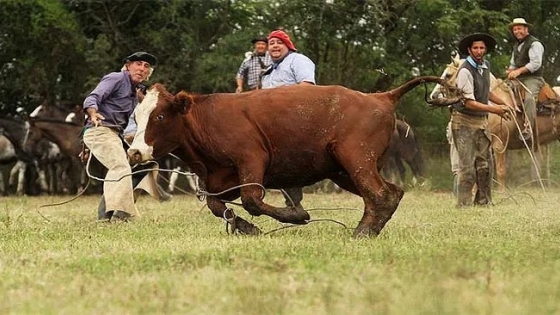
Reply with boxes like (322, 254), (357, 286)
(429, 54), (463, 100)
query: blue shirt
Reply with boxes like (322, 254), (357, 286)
(83, 71), (138, 132)
(261, 52), (316, 88)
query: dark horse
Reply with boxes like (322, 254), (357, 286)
(25, 118), (87, 194)
(381, 119), (425, 187)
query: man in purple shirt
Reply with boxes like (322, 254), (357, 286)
(83, 51), (156, 221)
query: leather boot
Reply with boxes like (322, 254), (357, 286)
(474, 169), (490, 205)
(457, 182), (473, 207)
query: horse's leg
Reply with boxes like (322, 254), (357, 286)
(494, 150), (507, 189)
(0, 172), (4, 195)
(530, 145), (542, 187)
(544, 144), (551, 186)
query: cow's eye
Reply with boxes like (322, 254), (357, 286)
(156, 114), (164, 121)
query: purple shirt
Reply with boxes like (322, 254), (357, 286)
(83, 71), (138, 132)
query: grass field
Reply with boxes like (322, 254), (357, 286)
(2, 186), (560, 315)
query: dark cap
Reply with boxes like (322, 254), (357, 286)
(123, 51), (157, 66)
(251, 36), (268, 44)
(457, 33), (496, 56)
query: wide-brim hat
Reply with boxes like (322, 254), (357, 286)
(457, 33), (496, 56)
(123, 51), (157, 66)
(251, 36), (268, 44)
(508, 18), (532, 30)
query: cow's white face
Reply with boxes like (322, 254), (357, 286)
(127, 87), (159, 163)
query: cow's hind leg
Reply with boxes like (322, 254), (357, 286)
(335, 148), (404, 237)
(354, 180), (403, 237)
(207, 196), (262, 235)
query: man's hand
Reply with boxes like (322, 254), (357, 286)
(235, 86), (243, 93)
(493, 104), (512, 120)
(507, 67), (525, 80)
(87, 108), (105, 127)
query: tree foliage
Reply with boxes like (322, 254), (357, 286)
(1, 0), (559, 150)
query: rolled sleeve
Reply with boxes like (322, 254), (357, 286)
(525, 41), (544, 73)
(291, 55), (316, 84)
(456, 68), (475, 100)
(236, 60), (248, 79)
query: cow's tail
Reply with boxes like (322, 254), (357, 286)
(383, 76), (462, 109)
(386, 76), (446, 102)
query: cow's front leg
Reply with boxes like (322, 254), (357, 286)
(241, 183), (310, 224)
(207, 197), (262, 235)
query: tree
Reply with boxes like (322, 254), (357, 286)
(0, 0), (87, 115)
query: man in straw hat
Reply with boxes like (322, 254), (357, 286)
(506, 18), (545, 143)
(451, 33), (511, 208)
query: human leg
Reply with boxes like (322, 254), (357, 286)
(283, 187), (303, 207)
(83, 127), (137, 217)
(520, 77), (545, 140)
(452, 125), (478, 207)
(473, 128), (492, 205)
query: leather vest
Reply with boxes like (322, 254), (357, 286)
(452, 60), (490, 117)
(513, 35), (544, 78)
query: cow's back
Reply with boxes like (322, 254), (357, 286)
(185, 85), (395, 186)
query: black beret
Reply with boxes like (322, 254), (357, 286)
(251, 36), (268, 44)
(123, 51), (157, 66)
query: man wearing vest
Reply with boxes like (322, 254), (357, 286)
(506, 18), (545, 143)
(451, 33), (511, 208)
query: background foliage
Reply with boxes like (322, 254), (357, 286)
(1, 0), (560, 152)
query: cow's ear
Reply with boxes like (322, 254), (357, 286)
(174, 92), (193, 115)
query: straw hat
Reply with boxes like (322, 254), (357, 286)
(508, 18), (532, 30)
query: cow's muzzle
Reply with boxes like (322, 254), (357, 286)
(127, 146), (153, 163)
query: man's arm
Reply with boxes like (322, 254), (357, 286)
(507, 41), (544, 79)
(292, 54), (316, 85)
(235, 59), (248, 93)
(236, 77), (244, 93)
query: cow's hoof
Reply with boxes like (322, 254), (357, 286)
(275, 204), (310, 224)
(352, 223), (378, 238)
(234, 217), (262, 235)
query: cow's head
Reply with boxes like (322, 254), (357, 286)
(128, 84), (193, 163)
(127, 85), (160, 163)
(142, 90), (193, 160)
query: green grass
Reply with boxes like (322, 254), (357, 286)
(2, 187), (560, 314)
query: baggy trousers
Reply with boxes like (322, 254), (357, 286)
(520, 76), (545, 134)
(452, 125), (493, 207)
(83, 126), (138, 216)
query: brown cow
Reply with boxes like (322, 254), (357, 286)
(128, 77), (453, 237)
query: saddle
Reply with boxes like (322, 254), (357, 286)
(508, 81), (560, 115)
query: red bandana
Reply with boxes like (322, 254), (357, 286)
(267, 30), (297, 52)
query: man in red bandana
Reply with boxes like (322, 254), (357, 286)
(261, 29), (315, 88)
(261, 29), (316, 212)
